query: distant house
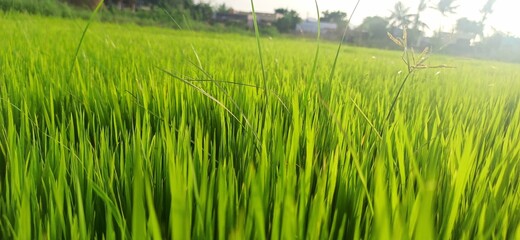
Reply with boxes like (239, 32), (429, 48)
(296, 20), (338, 34)
(213, 10), (282, 28)
(214, 10), (250, 26)
(247, 12), (283, 28)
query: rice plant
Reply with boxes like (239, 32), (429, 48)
(0, 10), (520, 240)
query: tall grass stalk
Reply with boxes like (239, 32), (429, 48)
(249, 0), (268, 102)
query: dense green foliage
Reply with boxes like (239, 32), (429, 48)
(1, 13), (520, 239)
(0, 0), (213, 29)
(274, 8), (301, 33)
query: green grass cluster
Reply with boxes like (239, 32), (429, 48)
(1, 12), (520, 239)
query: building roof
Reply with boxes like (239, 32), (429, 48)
(296, 20), (338, 33)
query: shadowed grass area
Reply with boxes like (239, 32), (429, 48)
(1, 12), (520, 239)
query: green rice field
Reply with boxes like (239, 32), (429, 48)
(1, 12), (520, 239)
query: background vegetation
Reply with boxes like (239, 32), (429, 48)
(1, 0), (520, 63)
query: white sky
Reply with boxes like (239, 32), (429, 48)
(201, 0), (519, 37)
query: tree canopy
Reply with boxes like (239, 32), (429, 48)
(358, 16), (389, 39)
(456, 18), (482, 36)
(388, 2), (413, 28)
(435, 0), (459, 16)
(320, 10), (347, 25)
(274, 8), (301, 33)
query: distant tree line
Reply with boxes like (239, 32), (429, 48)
(351, 0), (520, 62)
(1, 0), (518, 62)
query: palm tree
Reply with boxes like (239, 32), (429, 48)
(431, 0), (458, 40)
(480, 0), (496, 22)
(478, 0), (496, 38)
(413, 0), (429, 31)
(435, 0), (459, 16)
(389, 2), (413, 28)
(412, 0), (430, 47)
